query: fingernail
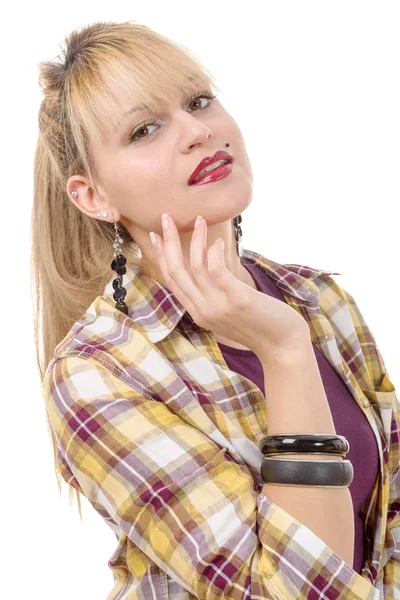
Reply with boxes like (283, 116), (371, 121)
(162, 213), (169, 231)
(194, 215), (202, 229)
(149, 231), (157, 247)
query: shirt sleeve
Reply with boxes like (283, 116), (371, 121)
(43, 354), (380, 600)
(332, 281), (400, 599)
(380, 395), (400, 599)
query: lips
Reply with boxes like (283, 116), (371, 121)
(188, 150), (233, 185)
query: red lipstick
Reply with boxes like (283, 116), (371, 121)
(188, 150), (233, 186)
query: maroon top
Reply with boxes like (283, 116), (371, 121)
(216, 257), (379, 574)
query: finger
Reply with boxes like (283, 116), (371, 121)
(158, 214), (204, 306)
(189, 217), (235, 291)
(207, 237), (238, 291)
(151, 231), (196, 311)
(189, 216), (214, 286)
(152, 232), (190, 308)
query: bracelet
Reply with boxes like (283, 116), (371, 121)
(259, 433), (353, 487)
(261, 456), (354, 487)
(259, 433), (350, 457)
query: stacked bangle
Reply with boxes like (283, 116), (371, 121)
(259, 433), (354, 488)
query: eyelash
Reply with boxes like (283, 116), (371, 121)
(127, 91), (217, 144)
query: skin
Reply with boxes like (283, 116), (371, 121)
(66, 78), (258, 348)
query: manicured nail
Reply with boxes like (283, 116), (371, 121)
(149, 231), (157, 247)
(162, 213), (169, 231)
(194, 215), (202, 229)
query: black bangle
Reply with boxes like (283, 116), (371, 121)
(261, 455), (354, 487)
(259, 433), (350, 457)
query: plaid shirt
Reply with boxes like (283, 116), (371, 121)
(43, 247), (399, 600)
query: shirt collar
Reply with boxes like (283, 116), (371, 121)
(100, 248), (341, 343)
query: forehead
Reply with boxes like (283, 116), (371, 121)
(88, 63), (215, 149)
(107, 72), (210, 108)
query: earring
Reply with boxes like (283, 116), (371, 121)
(110, 215), (129, 315)
(233, 214), (243, 257)
(225, 142), (243, 258)
(70, 192), (130, 314)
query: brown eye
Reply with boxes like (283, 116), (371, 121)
(128, 92), (217, 144)
(186, 91), (217, 113)
(188, 97), (204, 111)
(128, 119), (159, 144)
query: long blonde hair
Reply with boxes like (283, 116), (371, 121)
(31, 20), (220, 518)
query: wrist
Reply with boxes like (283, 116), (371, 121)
(257, 334), (313, 368)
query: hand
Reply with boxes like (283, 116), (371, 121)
(149, 214), (310, 362)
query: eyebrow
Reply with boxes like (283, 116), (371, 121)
(113, 104), (150, 133)
(113, 76), (202, 134)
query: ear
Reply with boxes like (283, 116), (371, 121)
(65, 175), (122, 222)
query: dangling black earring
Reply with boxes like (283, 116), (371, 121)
(110, 216), (129, 315)
(233, 214), (243, 257)
(225, 142), (243, 257)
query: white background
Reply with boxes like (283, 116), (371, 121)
(1, 1), (399, 598)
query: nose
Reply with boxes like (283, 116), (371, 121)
(186, 129), (213, 152)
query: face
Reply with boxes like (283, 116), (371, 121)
(69, 77), (254, 279)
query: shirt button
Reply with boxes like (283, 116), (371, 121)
(362, 398), (370, 408)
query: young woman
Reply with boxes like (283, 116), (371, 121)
(32, 20), (399, 599)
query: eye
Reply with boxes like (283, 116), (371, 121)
(128, 118), (159, 144)
(186, 90), (217, 112)
(127, 91), (217, 144)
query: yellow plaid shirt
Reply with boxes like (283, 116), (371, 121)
(43, 248), (399, 599)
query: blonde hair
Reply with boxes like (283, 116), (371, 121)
(31, 20), (221, 518)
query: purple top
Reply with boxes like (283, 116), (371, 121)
(216, 257), (379, 574)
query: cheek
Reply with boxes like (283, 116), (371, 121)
(229, 125), (253, 177)
(117, 157), (171, 195)
(113, 157), (178, 220)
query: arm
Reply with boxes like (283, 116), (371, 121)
(337, 283), (400, 598)
(378, 394), (400, 598)
(44, 354), (380, 600)
(259, 341), (355, 567)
